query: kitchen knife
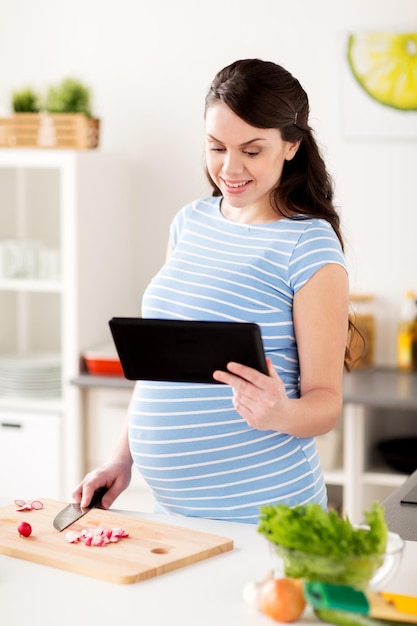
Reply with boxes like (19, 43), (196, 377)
(53, 487), (108, 532)
(304, 582), (417, 624)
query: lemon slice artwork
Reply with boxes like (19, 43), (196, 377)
(347, 33), (417, 111)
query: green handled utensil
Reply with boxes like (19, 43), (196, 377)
(304, 582), (417, 625)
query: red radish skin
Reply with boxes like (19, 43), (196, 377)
(65, 526), (129, 547)
(17, 521), (32, 537)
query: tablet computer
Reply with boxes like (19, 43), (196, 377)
(109, 318), (268, 383)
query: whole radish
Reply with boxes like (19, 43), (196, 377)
(17, 521), (32, 537)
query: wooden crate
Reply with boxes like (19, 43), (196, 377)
(0, 113), (100, 149)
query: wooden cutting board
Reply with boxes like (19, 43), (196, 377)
(0, 498), (234, 584)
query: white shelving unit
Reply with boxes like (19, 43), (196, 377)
(0, 149), (135, 499)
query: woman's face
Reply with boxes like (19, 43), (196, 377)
(205, 101), (299, 222)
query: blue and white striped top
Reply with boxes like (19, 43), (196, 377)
(128, 196), (346, 523)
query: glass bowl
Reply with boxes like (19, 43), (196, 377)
(269, 531), (405, 590)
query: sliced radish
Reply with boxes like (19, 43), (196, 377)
(14, 499), (44, 511)
(65, 525), (129, 547)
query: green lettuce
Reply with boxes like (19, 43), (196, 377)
(258, 502), (388, 587)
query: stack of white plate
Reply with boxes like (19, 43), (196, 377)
(0, 353), (61, 398)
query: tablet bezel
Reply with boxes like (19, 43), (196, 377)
(109, 318), (268, 384)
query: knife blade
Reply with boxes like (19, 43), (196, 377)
(53, 487), (108, 532)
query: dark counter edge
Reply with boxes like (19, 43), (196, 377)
(382, 470), (417, 541)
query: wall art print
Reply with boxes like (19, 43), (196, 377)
(341, 32), (417, 139)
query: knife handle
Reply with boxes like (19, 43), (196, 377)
(88, 487), (108, 509)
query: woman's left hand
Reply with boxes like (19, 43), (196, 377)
(212, 358), (288, 430)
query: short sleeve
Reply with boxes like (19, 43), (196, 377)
(288, 220), (347, 293)
(169, 202), (195, 251)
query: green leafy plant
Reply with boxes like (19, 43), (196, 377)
(12, 87), (40, 113)
(44, 78), (93, 116)
(258, 502), (389, 588)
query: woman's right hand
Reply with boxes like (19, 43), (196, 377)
(72, 461), (132, 510)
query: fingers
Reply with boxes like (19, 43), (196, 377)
(99, 488), (117, 510)
(73, 463), (132, 509)
(213, 359), (286, 430)
(213, 359), (278, 390)
(80, 485), (114, 510)
(266, 358), (278, 378)
(80, 485), (100, 509)
(72, 472), (108, 509)
(213, 362), (265, 387)
(71, 482), (83, 504)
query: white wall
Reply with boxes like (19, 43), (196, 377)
(2, 0), (416, 365)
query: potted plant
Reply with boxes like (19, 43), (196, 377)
(12, 87), (40, 113)
(0, 78), (99, 150)
(44, 78), (93, 116)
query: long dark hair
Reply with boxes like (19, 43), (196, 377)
(205, 58), (356, 368)
(204, 58), (343, 249)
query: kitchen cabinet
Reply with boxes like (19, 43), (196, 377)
(0, 149), (135, 498)
(319, 368), (417, 523)
(0, 409), (60, 497)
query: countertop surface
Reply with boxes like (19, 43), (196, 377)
(1, 497), (417, 626)
(342, 367), (417, 408)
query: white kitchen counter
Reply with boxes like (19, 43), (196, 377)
(1, 500), (417, 626)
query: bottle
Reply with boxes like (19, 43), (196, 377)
(350, 294), (375, 368)
(412, 301), (417, 372)
(397, 291), (417, 370)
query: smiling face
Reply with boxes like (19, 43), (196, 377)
(205, 101), (300, 223)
